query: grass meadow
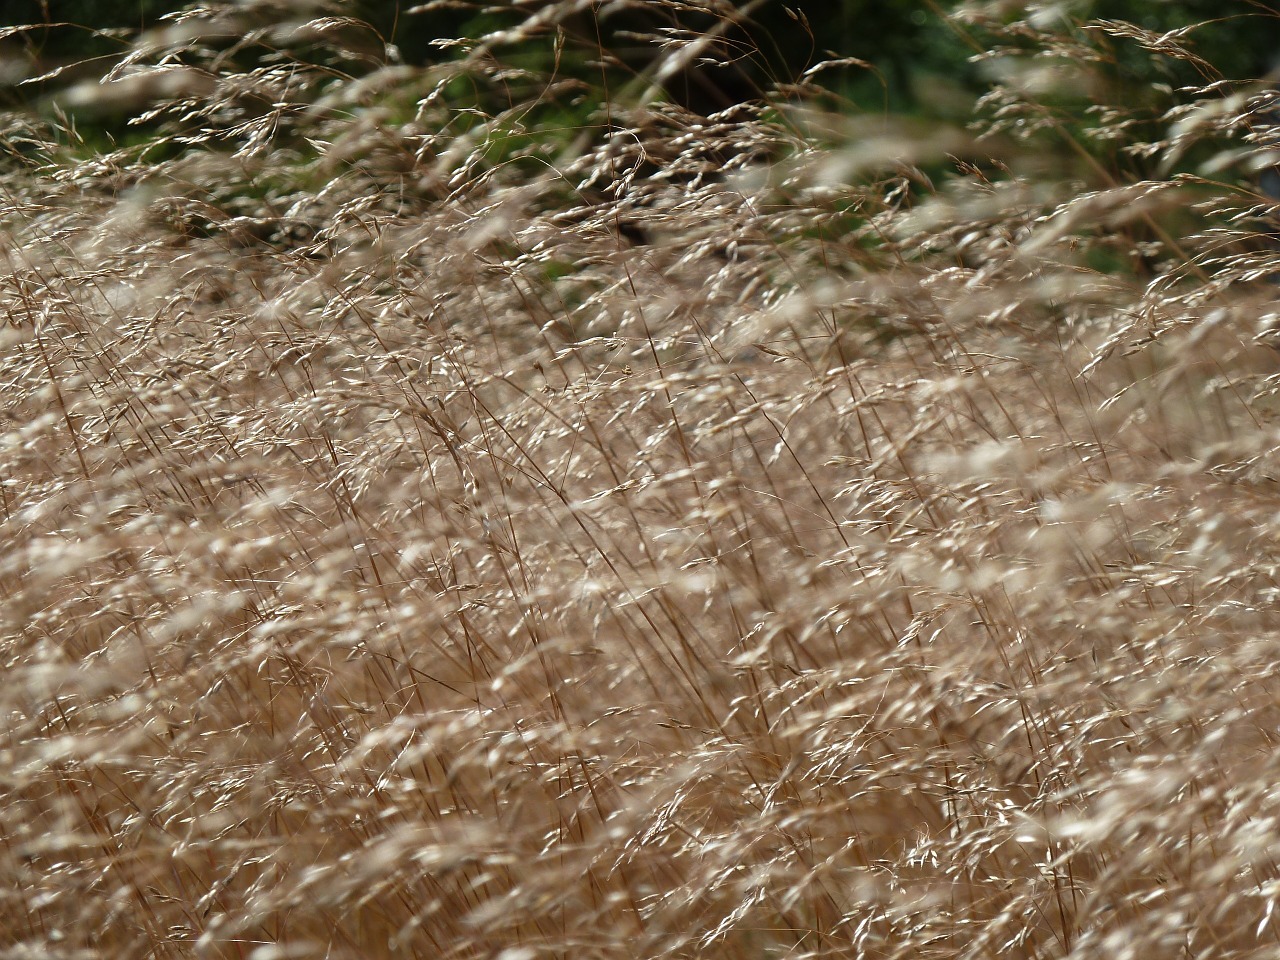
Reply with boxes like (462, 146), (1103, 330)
(5, 2), (1280, 957)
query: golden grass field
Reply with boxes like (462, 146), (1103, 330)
(6, 3), (1280, 957)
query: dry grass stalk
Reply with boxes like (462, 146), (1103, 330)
(4, 2), (1280, 958)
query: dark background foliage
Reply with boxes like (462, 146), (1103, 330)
(4, 1), (1278, 117)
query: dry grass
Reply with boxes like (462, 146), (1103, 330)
(5, 2), (1280, 958)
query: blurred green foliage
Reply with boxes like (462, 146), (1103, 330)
(2, 0), (1278, 118)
